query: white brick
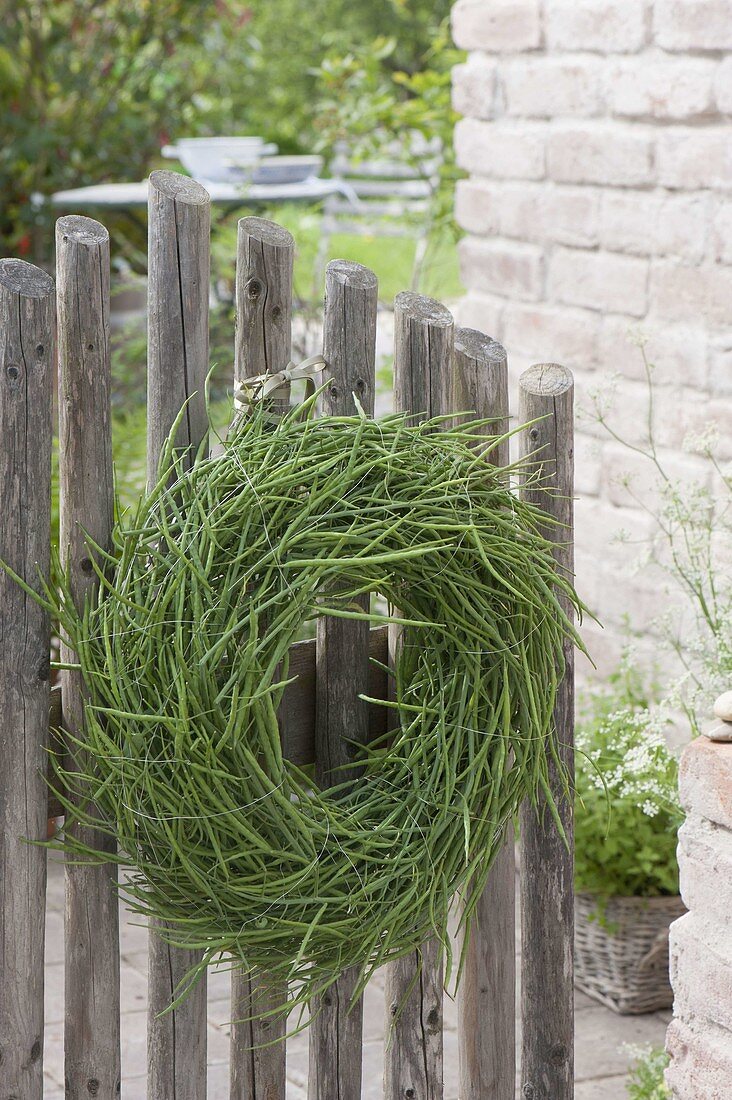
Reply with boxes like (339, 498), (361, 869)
(656, 194), (710, 262)
(650, 259), (732, 327)
(658, 128), (732, 191)
(680, 737), (732, 828)
(599, 192), (661, 256)
(549, 246), (648, 315)
(678, 814), (732, 925)
(666, 1017), (732, 1100)
(575, 495), (657, 571)
(594, 314), (646, 379)
(598, 562), (685, 632)
(456, 180), (600, 248)
(451, 0), (541, 52)
(600, 440), (711, 511)
(597, 317), (708, 389)
(574, 547), (602, 613)
(599, 191), (709, 262)
(577, 617), (626, 680)
(670, 912), (732, 1031)
(455, 178), (499, 236)
(652, 386), (732, 460)
(455, 179), (538, 238)
(494, 182), (547, 239)
(546, 0), (648, 53)
(712, 200), (732, 264)
(547, 123), (655, 186)
(455, 118), (546, 180)
(574, 433), (603, 496)
(542, 187), (600, 247)
(708, 333), (732, 395)
(459, 237), (544, 301)
(581, 374), (655, 447)
(453, 291), (505, 341)
(452, 57), (497, 120)
(655, 0), (732, 51)
(715, 57), (732, 114)
(501, 300), (601, 366)
(608, 57), (715, 120)
(501, 57), (603, 118)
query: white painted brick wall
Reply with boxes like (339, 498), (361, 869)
(450, 0), (732, 675)
(666, 738), (732, 1098)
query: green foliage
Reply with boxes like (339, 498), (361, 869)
(313, 19), (463, 247)
(0, 0), (214, 256)
(313, 23), (460, 153)
(575, 658), (682, 899)
(192, 0), (454, 151)
(626, 1046), (670, 1099)
(33, 401), (583, 1022)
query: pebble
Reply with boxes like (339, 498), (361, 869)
(713, 691), (732, 722)
(707, 721), (732, 743)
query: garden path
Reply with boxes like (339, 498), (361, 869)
(41, 859), (667, 1098)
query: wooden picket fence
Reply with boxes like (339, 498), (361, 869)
(0, 170), (575, 1100)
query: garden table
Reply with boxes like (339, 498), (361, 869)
(50, 177), (355, 233)
(52, 176), (348, 209)
(49, 178), (358, 298)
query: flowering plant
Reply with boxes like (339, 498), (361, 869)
(591, 338), (732, 733)
(576, 661), (683, 898)
(625, 1045), (670, 1099)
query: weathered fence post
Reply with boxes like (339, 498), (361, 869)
(519, 363), (575, 1100)
(56, 215), (121, 1100)
(308, 259), (378, 1100)
(453, 330), (516, 1100)
(146, 169), (211, 487)
(0, 259), (54, 1100)
(229, 216), (294, 1100)
(146, 170), (211, 1100)
(384, 291), (454, 1100)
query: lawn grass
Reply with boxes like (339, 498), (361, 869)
(211, 203), (464, 307)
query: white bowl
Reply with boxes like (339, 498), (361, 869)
(165, 138), (277, 183)
(251, 155), (324, 185)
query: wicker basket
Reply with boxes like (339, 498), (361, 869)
(575, 892), (686, 1014)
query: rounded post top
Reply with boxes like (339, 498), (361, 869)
(326, 258), (378, 291)
(149, 170), (210, 205)
(520, 362), (573, 397)
(455, 327), (506, 365)
(0, 258), (54, 299)
(56, 215), (109, 246)
(395, 290), (453, 328)
(238, 216), (294, 250)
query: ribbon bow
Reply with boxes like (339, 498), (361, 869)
(233, 354), (326, 413)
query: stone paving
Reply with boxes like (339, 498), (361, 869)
(41, 858), (668, 1099)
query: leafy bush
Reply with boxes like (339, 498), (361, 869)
(0, 0), (214, 257)
(192, 0), (454, 153)
(313, 20), (463, 249)
(626, 1046), (670, 1099)
(575, 658), (683, 898)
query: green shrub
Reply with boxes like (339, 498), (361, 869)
(575, 659), (682, 899)
(0, 0), (213, 257)
(192, 0), (453, 153)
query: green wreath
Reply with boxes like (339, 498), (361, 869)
(41, 398), (581, 1017)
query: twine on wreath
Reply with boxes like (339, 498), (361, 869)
(234, 353), (326, 412)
